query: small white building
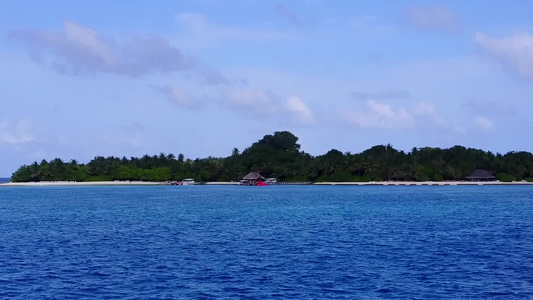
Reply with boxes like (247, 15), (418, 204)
(181, 178), (195, 185)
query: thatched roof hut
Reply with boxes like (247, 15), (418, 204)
(243, 172), (265, 181)
(466, 169), (496, 181)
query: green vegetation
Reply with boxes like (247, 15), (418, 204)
(10, 131), (533, 183)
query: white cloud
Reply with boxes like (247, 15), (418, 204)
(10, 21), (195, 76)
(0, 118), (35, 146)
(64, 21), (113, 64)
(404, 5), (459, 31)
(475, 32), (533, 80)
(341, 100), (470, 136)
(286, 96), (314, 125)
(151, 82), (315, 126)
(413, 102), (449, 127)
(218, 88), (315, 126)
(474, 116), (494, 132)
(342, 100), (414, 129)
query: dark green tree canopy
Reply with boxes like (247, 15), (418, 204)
(257, 131), (301, 152)
(9, 131), (533, 183)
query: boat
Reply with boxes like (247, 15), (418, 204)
(265, 178), (277, 184)
(181, 178), (195, 185)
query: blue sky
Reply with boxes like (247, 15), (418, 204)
(2, 0), (533, 176)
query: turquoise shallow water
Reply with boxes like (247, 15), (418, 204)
(1, 185), (533, 299)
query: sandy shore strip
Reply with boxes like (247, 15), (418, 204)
(313, 181), (533, 186)
(0, 181), (163, 187)
(2, 180), (533, 187)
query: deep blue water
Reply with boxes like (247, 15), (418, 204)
(0, 177), (9, 183)
(1, 185), (533, 299)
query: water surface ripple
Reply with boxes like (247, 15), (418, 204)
(1, 185), (532, 299)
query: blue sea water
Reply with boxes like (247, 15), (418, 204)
(1, 185), (533, 299)
(0, 177), (10, 183)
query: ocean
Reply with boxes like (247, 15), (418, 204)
(1, 185), (532, 298)
(0, 177), (9, 183)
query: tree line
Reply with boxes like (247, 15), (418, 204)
(10, 131), (533, 182)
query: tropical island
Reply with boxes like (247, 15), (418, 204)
(8, 131), (533, 183)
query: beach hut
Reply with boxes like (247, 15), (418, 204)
(241, 172), (265, 186)
(466, 169), (496, 181)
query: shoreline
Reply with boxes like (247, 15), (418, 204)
(312, 181), (533, 186)
(1, 180), (533, 187)
(0, 181), (163, 187)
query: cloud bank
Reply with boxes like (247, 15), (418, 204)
(341, 100), (470, 136)
(0, 118), (35, 147)
(342, 100), (414, 129)
(152, 84), (315, 126)
(221, 87), (315, 125)
(475, 32), (533, 80)
(10, 21), (195, 76)
(286, 96), (314, 125)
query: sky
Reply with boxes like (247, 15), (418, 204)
(2, 0), (533, 176)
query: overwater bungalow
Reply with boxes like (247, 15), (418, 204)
(241, 172), (265, 186)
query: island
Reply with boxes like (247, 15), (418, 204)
(7, 131), (533, 184)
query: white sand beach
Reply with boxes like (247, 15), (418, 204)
(313, 181), (533, 186)
(2, 180), (533, 187)
(0, 181), (163, 187)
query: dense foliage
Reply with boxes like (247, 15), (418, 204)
(10, 131), (533, 182)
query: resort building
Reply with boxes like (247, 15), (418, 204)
(466, 169), (496, 181)
(241, 172), (265, 186)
